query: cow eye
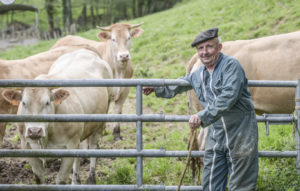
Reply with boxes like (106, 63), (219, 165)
(22, 101), (26, 106)
(45, 101), (50, 106)
(127, 36), (131, 41)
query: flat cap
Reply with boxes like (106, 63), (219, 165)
(191, 27), (219, 47)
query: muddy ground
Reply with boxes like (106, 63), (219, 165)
(0, 122), (124, 184)
(0, 99), (149, 184)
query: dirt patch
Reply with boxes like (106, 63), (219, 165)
(0, 125), (34, 184)
(0, 97), (138, 184)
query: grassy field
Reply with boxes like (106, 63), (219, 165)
(0, 0), (300, 190)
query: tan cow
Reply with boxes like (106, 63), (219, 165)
(0, 45), (99, 147)
(51, 22), (144, 140)
(2, 49), (113, 184)
(186, 31), (300, 182)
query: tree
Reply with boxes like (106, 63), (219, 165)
(45, 0), (55, 33)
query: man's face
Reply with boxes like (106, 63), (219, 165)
(196, 38), (222, 68)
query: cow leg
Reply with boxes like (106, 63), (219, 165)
(86, 129), (102, 184)
(112, 87), (130, 140)
(0, 122), (6, 147)
(28, 158), (45, 184)
(72, 158), (81, 184)
(72, 138), (91, 184)
(57, 157), (74, 184)
(58, 140), (80, 184)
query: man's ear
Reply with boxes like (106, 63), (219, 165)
(130, 28), (144, 38)
(2, 89), (22, 106)
(97, 31), (111, 41)
(51, 89), (70, 105)
(218, 43), (223, 51)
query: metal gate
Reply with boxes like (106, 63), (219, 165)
(0, 79), (299, 191)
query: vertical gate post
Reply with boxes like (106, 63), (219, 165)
(136, 85), (143, 186)
(296, 79), (300, 174)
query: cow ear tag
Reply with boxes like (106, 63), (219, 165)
(53, 89), (70, 105)
(2, 89), (21, 106)
(10, 99), (20, 106)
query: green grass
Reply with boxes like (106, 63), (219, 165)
(1, 0), (299, 189)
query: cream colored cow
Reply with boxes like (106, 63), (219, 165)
(0, 45), (97, 147)
(51, 22), (144, 140)
(186, 31), (300, 181)
(2, 49), (113, 184)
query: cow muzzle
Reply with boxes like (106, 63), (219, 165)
(27, 127), (43, 139)
(117, 51), (131, 63)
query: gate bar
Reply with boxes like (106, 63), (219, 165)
(0, 79), (297, 87)
(0, 149), (296, 158)
(0, 114), (295, 123)
(136, 85), (143, 186)
(296, 79), (300, 174)
(0, 184), (203, 191)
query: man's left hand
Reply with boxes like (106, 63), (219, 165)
(189, 114), (201, 130)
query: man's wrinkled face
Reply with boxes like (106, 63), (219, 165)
(196, 38), (222, 68)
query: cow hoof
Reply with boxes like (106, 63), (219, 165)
(113, 126), (122, 140)
(86, 175), (96, 184)
(113, 134), (123, 141)
(35, 174), (43, 184)
(72, 173), (81, 184)
(86, 171), (96, 184)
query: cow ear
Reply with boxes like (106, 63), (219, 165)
(51, 89), (70, 105)
(2, 89), (22, 106)
(130, 28), (144, 38)
(98, 32), (111, 41)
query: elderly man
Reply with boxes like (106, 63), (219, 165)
(143, 28), (258, 191)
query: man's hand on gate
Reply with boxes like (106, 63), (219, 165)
(142, 87), (154, 95)
(189, 114), (201, 130)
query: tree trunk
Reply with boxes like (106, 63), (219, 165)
(132, 0), (136, 18)
(62, 0), (67, 30)
(67, 0), (72, 26)
(138, 0), (144, 17)
(94, 0), (100, 26)
(90, 0), (95, 27)
(82, 3), (87, 30)
(122, 3), (127, 20)
(45, 0), (55, 35)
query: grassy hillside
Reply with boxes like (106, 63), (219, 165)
(0, 0), (299, 190)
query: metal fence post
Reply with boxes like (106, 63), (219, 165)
(296, 79), (300, 174)
(136, 85), (143, 186)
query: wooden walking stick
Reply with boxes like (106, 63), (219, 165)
(177, 129), (197, 191)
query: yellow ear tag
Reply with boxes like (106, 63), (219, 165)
(54, 100), (62, 105)
(10, 100), (19, 106)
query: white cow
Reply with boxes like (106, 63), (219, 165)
(2, 49), (113, 184)
(0, 45), (101, 147)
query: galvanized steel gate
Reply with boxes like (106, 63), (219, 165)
(0, 79), (299, 191)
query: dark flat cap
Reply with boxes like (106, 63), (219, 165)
(191, 27), (219, 47)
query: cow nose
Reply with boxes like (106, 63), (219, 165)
(120, 54), (129, 61)
(28, 127), (43, 139)
(118, 52), (130, 62)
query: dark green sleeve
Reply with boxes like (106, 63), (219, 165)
(154, 75), (193, 98)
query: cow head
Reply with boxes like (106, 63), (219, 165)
(97, 23), (143, 67)
(2, 88), (69, 140)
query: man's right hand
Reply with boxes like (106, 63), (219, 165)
(189, 114), (201, 130)
(142, 87), (154, 95)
